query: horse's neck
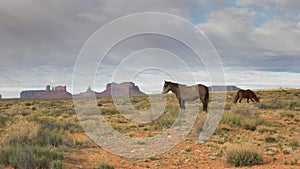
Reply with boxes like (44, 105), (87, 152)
(170, 83), (179, 94)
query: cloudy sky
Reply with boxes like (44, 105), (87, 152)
(0, 0), (299, 98)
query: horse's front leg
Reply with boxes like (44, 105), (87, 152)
(239, 97), (242, 103)
(250, 98), (255, 102)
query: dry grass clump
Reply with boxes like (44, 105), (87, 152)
(225, 143), (263, 167)
(232, 106), (258, 117)
(96, 161), (115, 169)
(3, 120), (40, 145)
(256, 125), (277, 134)
(0, 119), (64, 169)
(221, 106), (268, 131)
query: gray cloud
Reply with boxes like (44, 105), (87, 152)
(0, 0), (195, 97)
(197, 7), (300, 73)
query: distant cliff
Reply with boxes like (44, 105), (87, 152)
(75, 82), (146, 98)
(209, 85), (241, 91)
(73, 87), (98, 98)
(97, 82), (145, 97)
(20, 85), (72, 99)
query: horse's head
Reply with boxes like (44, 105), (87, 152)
(162, 81), (171, 94)
(257, 96), (260, 103)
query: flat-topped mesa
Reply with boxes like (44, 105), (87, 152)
(209, 85), (241, 91)
(20, 85), (71, 99)
(97, 82), (145, 97)
(73, 82), (146, 98)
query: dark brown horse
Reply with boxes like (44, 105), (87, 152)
(161, 81), (209, 112)
(234, 89), (260, 104)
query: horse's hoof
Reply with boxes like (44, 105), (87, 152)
(197, 140), (206, 145)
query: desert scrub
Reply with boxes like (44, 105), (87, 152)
(95, 161), (115, 169)
(0, 119), (64, 169)
(232, 106), (259, 117)
(265, 136), (277, 143)
(0, 145), (63, 169)
(130, 95), (151, 110)
(2, 120), (40, 145)
(100, 107), (118, 115)
(256, 125), (277, 134)
(153, 117), (175, 130)
(33, 128), (63, 147)
(151, 108), (178, 130)
(225, 144), (263, 167)
(258, 97), (299, 110)
(0, 115), (10, 127)
(30, 117), (81, 132)
(185, 146), (192, 152)
(289, 138), (299, 149)
(221, 106), (267, 131)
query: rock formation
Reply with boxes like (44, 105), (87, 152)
(209, 85), (241, 91)
(73, 87), (99, 98)
(20, 85), (72, 99)
(74, 82), (146, 98)
(97, 82), (145, 97)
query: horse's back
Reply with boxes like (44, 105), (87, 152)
(180, 85), (198, 95)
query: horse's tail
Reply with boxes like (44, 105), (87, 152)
(204, 86), (209, 112)
(234, 90), (240, 104)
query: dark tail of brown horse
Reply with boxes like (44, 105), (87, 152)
(234, 91), (240, 104)
(203, 86), (209, 112)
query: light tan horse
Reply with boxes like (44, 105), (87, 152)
(161, 81), (209, 112)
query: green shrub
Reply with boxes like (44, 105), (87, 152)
(221, 107), (268, 131)
(96, 162), (115, 169)
(0, 146), (63, 169)
(101, 108), (118, 115)
(256, 125), (277, 134)
(241, 118), (257, 131)
(3, 120), (40, 145)
(34, 128), (63, 147)
(225, 144), (263, 167)
(153, 118), (174, 130)
(265, 137), (276, 143)
(25, 102), (33, 106)
(289, 139), (299, 149)
(0, 115), (9, 127)
(185, 146), (192, 152)
(221, 113), (242, 126)
(232, 106), (258, 117)
(52, 160), (63, 169)
(0, 119), (65, 168)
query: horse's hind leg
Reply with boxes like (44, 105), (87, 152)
(180, 100), (186, 109)
(203, 102), (208, 112)
(247, 98), (249, 103)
